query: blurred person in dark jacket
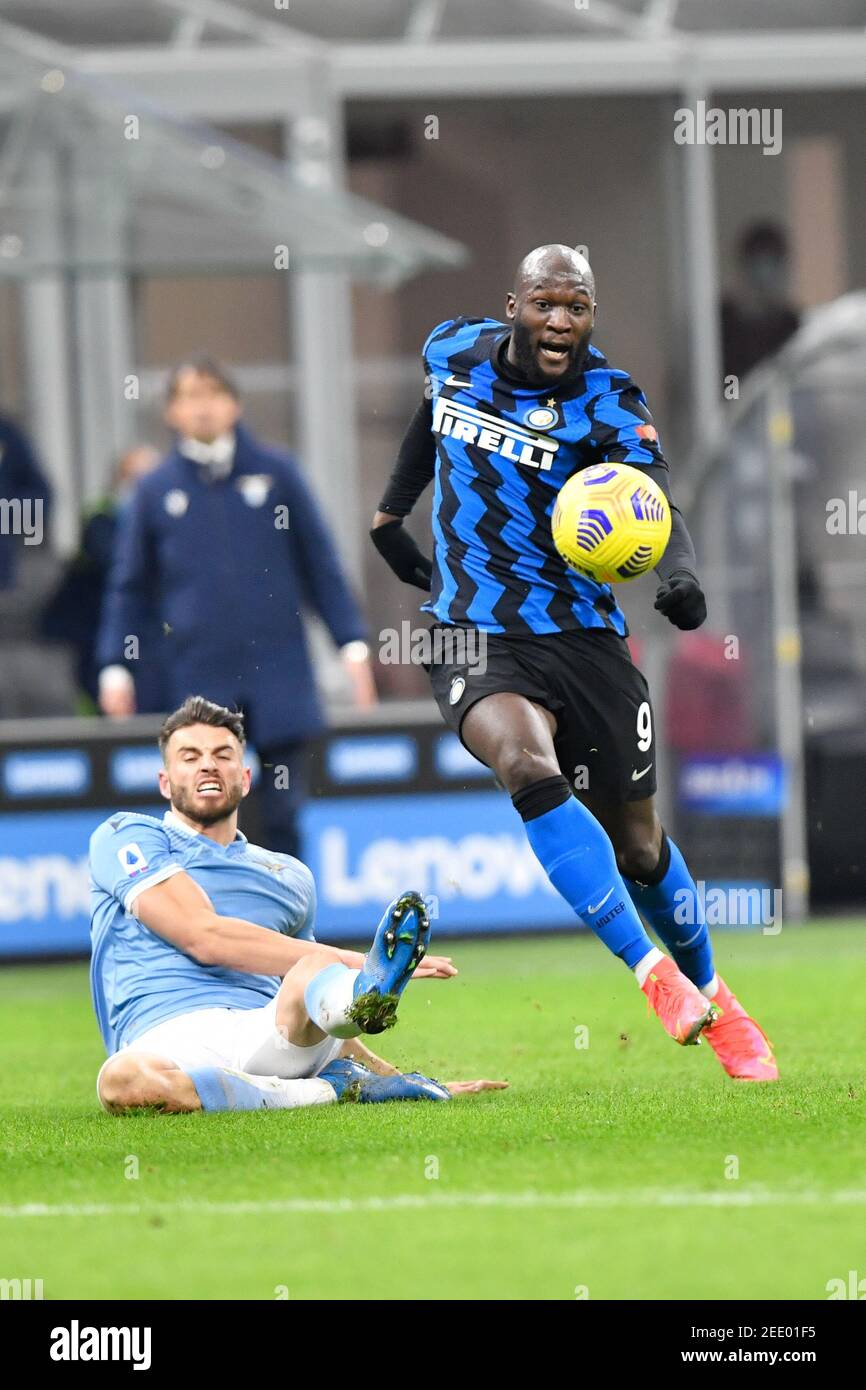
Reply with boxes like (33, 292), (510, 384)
(721, 222), (801, 381)
(0, 412), (52, 589)
(41, 445), (163, 712)
(96, 357), (374, 859)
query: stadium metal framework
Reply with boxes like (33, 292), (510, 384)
(2, 1), (866, 481)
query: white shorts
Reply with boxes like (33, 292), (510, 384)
(96, 999), (343, 1107)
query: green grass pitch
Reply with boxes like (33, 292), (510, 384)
(1, 921), (865, 1301)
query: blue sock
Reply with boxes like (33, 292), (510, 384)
(515, 779), (654, 969)
(625, 836), (715, 989)
(187, 1066), (334, 1112)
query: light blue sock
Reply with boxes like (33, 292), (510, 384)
(303, 962), (361, 1039)
(522, 796), (655, 968)
(187, 1066), (335, 1112)
(625, 836), (715, 989)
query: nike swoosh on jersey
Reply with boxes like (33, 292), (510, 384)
(631, 765), (653, 781)
(587, 887), (614, 914)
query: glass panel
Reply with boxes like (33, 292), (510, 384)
(0, 59), (465, 281)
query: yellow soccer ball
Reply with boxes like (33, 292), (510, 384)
(551, 462), (671, 584)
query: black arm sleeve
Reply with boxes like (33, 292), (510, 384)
(378, 396), (436, 518)
(655, 506), (698, 583)
(625, 459), (699, 582)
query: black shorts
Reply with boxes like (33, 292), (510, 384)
(427, 623), (656, 803)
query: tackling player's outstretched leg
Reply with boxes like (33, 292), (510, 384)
(92, 700), (507, 1116)
(98, 889), (502, 1114)
(303, 890), (430, 1038)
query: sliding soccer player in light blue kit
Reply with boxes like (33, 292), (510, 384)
(91, 696), (505, 1115)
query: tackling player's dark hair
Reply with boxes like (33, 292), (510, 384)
(159, 696), (246, 759)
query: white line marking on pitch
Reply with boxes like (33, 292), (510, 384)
(2, 1189), (866, 1219)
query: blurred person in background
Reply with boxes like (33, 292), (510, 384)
(0, 409), (51, 592)
(721, 221), (801, 381)
(41, 445), (164, 713)
(96, 357), (374, 859)
(0, 409), (64, 718)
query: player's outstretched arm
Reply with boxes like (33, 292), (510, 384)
(653, 508), (708, 630)
(134, 873), (458, 979)
(134, 871), (364, 975)
(412, 954), (457, 979)
(595, 378), (708, 631)
(441, 1079), (510, 1095)
(338, 1039), (508, 1096)
(339, 1037), (399, 1075)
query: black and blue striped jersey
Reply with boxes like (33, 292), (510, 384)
(419, 316), (670, 637)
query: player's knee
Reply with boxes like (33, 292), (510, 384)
(98, 1055), (145, 1111)
(494, 745), (561, 795)
(616, 839), (663, 883)
(287, 949), (338, 985)
(98, 1054), (172, 1113)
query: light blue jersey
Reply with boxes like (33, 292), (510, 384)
(89, 809), (316, 1054)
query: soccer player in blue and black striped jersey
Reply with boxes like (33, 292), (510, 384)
(372, 244), (777, 1081)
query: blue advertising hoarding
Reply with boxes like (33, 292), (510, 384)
(2, 749), (92, 799)
(679, 754), (786, 816)
(0, 789), (573, 957)
(302, 790), (572, 938)
(0, 808), (117, 955)
(0, 724), (789, 957)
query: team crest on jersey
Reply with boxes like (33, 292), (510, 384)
(449, 675), (466, 705)
(433, 395), (559, 472)
(236, 474), (273, 508)
(164, 489), (189, 518)
(117, 842), (149, 876)
(523, 406), (558, 431)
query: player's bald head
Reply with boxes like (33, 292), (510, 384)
(513, 244), (596, 303)
(505, 245), (597, 385)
